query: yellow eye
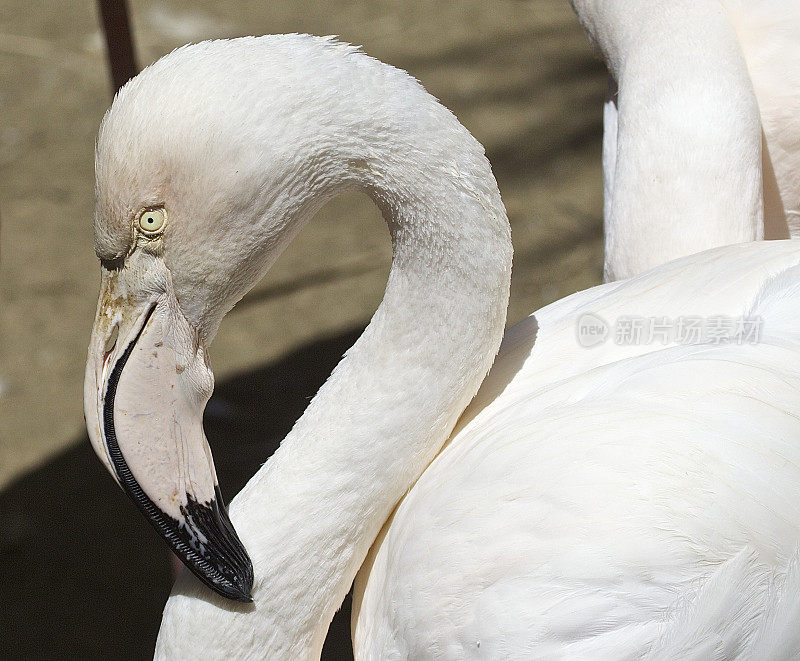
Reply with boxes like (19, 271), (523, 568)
(138, 208), (166, 235)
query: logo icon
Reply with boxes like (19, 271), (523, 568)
(576, 313), (609, 348)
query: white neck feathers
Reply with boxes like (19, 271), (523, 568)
(572, 0), (764, 280)
(155, 35), (512, 658)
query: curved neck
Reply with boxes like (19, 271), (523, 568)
(572, 0), (764, 280)
(157, 39), (512, 658)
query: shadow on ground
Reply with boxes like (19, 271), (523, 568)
(0, 327), (364, 660)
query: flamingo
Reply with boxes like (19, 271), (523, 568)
(83, 35), (800, 658)
(570, 0), (800, 280)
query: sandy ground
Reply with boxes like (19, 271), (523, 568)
(0, 0), (605, 657)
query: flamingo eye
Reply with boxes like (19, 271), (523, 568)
(137, 208), (166, 235)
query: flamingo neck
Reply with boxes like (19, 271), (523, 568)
(156, 39), (512, 658)
(572, 0), (764, 281)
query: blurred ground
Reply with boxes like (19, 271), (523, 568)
(0, 0), (606, 658)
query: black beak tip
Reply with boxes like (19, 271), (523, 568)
(173, 493), (256, 604)
(210, 571), (254, 603)
(227, 585), (254, 604)
(211, 552), (254, 603)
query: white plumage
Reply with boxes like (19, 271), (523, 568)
(571, 0), (800, 280)
(83, 33), (800, 660)
(354, 243), (800, 658)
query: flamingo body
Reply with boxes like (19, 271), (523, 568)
(354, 241), (800, 658)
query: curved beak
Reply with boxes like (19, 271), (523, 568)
(84, 261), (253, 602)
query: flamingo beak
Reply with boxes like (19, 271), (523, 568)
(84, 262), (253, 602)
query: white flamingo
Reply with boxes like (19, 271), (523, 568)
(83, 36), (800, 658)
(570, 0), (800, 281)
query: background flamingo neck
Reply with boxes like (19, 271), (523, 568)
(572, 0), (764, 280)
